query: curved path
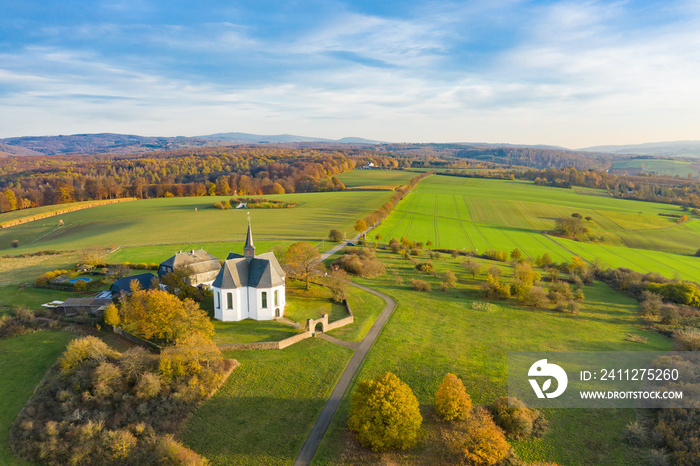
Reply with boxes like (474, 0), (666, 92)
(293, 282), (396, 466)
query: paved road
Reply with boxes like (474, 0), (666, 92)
(293, 282), (396, 466)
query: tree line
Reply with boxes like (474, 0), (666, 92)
(0, 147), (400, 213)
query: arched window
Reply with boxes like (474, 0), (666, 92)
(227, 292), (233, 309)
(274, 290), (279, 306)
(261, 291), (268, 308)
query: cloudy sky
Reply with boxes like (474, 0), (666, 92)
(2, 0), (699, 147)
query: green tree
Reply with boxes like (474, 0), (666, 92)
(435, 373), (472, 421)
(348, 372), (422, 452)
(510, 248), (522, 261)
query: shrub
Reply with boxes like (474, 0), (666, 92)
(328, 229), (344, 242)
(441, 407), (510, 466)
(333, 248), (386, 278)
(410, 278), (431, 292)
(660, 304), (680, 325)
(435, 373), (472, 421)
(484, 250), (507, 261)
(490, 396), (548, 439)
(11, 239), (19, 248)
(673, 328), (700, 351)
(462, 259), (483, 278)
(623, 420), (647, 447)
(639, 291), (663, 319)
(481, 274), (511, 300)
(93, 362), (123, 398)
(519, 286), (549, 308)
(60, 336), (117, 372)
(440, 271), (457, 290)
(348, 372), (422, 452)
(510, 248), (522, 261)
(135, 372), (162, 399)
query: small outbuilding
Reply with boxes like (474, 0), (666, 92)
(55, 298), (112, 316)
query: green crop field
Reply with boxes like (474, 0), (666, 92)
(314, 250), (671, 465)
(335, 169), (416, 189)
(610, 158), (699, 177)
(0, 331), (75, 465)
(372, 175), (700, 281)
(0, 190), (395, 258)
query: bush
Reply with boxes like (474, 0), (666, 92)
(481, 274), (511, 300)
(328, 229), (344, 242)
(410, 278), (431, 292)
(435, 373), (472, 421)
(415, 261), (434, 273)
(462, 259), (483, 278)
(519, 286), (549, 308)
(333, 248), (386, 278)
(639, 291), (663, 319)
(484, 250), (507, 262)
(440, 271), (457, 290)
(660, 304), (680, 325)
(623, 420), (647, 447)
(348, 372), (422, 452)
(441, 406), (510, 466)
(11, 239), (19, 248)
(674, 328), (700, 351)
(490, 396), (548, 439)
(60, 336), (118, 372)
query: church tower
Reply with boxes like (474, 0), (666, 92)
(243, 221), (255, 261)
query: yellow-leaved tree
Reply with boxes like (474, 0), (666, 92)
(347, 371), (422, 452)
(435, 373), (472, 421)
(118, 289), (213, 343)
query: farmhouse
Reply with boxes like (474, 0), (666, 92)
(158, 249), (220, 287)
(211, 222), (286, 321)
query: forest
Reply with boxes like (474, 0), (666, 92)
(0, 147), (399, 213)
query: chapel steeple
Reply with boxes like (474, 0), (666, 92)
(243, 221), (255, 261)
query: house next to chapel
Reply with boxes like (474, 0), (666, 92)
(211, 222), (286, 321)
(158, 249), (221, 287)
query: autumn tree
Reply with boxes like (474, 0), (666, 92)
(435, 373), (472, 421)
(117, 288), (213, 343)
(284, 242), (322, 290)
(355, 219), (368, 233)
(441, 407), (510, 466)
(328, 228), (345, 242)
(348, 372), (422, 452)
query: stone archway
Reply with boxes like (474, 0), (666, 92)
(314, 321), (325, 334)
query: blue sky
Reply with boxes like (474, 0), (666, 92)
(1, 0), (699, 147)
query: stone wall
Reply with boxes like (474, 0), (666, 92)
(217, 298), (355, 351)
(112, 326), (162, 353)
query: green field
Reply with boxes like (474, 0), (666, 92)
(336, 169), (416, 189)
(0, 331), (75, 465)
(182, 338), (353, 465)
(0, 190), (396, 255)
(610, 158), (699, 177)
(314, 250), (671, 465)
(372, 175), (700, 280)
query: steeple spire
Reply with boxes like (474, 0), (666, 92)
(244, 220), (255, 260)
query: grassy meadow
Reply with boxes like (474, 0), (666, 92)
(181, 338), (353, 466)
(0, 331), (75, 465)
(314, 249), (672, 465)
(372, 175), (700, 280)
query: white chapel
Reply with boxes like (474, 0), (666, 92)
(211, 222), (286, 321)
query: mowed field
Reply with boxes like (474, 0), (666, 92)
(372, 176), (700, 281)
(0, 190), (396, 257)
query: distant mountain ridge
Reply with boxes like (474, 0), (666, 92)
(579, 141), (700, 158)
(0, 132), (385, 156)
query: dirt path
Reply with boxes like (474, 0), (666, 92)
(293, 282), (396, 466)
